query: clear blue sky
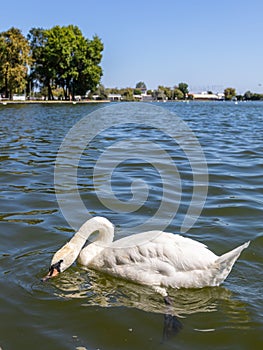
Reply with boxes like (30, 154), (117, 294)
(1, 0), (263, 94)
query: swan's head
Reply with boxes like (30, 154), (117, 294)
(42, 241), (79, 282)
(42, 216), (114, 281)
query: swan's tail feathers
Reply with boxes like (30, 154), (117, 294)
(213, 241), (250, 286)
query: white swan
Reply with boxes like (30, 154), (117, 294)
(43, 217), (249, 295)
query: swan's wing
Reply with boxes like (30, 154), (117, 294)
(90, 231), (217, 286)
(111, 230), (217, 270)
(152, 232), (218, 271)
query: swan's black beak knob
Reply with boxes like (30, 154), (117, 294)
(41, 260), (63, 282)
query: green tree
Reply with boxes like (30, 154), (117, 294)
(243, 90), (252, 100)
(177, 82), (189, 99)
(0, 27), (31, 99)
(133, 89), (142, 95)
(28, 25), (103, 100)
(158, 86), (172, 100)
(122, 88), (134, 101)
(236, 94), (243, 101)
(152, 87), (166, 101)
(92, 84), (108, 100)
(173, 88), (184, 100)
(224, 87), (236, 100)
(135, 81), (147, 90)
(250, 93), (263, 100)
(74, 34), (103, 97)
(108, 87), (120, 94)
(28, 27), (54, 99)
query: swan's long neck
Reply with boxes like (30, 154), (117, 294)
(50, 217), (115, 272)
(75, 216), (114, 245)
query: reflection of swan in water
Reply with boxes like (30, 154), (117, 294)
(43, 217), (249, 299)
(48, 268), (249, 339)
(53, 268), (232, 317)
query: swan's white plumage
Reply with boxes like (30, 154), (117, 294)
(49, 216), (250, 290)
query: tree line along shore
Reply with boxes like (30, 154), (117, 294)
(1, 25), (262, 102)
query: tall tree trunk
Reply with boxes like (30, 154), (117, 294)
(4, 66), (9, 99)
(72, 81), (75, 101)
(48, 83), (54, 100)
(63, 86), (68, 100)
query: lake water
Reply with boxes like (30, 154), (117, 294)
(0, 101), (262, 349)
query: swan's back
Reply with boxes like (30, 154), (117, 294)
(88, 231), (219, 288)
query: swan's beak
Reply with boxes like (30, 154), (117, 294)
(42, 268), (59, 282)
(41, 260), (63, 282)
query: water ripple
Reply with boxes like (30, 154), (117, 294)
(0, 102), (262, 349)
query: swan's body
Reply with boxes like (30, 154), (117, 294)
(45, 217), (249, 292)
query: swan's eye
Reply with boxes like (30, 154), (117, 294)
(48, 259), (63, 276)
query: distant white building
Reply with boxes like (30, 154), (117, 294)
(141, 94), (153, 102)
(13, 94), (26, 101)
(133, 94), (142, 100)
(108, 93), (122, 101)
(135, 89), (153, 102)
(190, 91), (224, 100)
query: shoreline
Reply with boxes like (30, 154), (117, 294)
(1, 99), (262, 105)
(0, 99), (110, 105)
